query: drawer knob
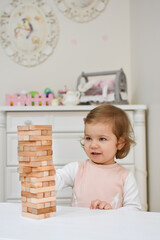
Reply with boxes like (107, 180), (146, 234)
(24, 120), (32, 125)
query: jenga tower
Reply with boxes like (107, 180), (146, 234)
(17, 125), (56, 219)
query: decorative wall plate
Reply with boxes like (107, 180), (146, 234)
(0, 0), (59, 67)
(55, 0), (109, 23)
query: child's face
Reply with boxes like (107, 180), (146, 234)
(84, 122), (120, 165)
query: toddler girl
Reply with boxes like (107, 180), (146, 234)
(55, 104), (141, 210)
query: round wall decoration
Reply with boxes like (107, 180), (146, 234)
(0, 0), (59, 67)
(55, 0), (109, 23)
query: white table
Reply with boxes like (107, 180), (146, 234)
(0, 203), (160, 240)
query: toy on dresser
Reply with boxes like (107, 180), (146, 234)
(77, 68), (128, 104)
(17, 125), (56, 219)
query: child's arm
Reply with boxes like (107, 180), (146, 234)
(123, 172), (142, 210)
(55, 162), (78, 191)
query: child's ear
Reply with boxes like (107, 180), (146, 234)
(117, 137), (125, 150)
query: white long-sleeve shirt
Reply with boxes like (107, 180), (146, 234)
(56, 160), (142, 210)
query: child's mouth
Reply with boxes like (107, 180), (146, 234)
(91, 152), (101, 155)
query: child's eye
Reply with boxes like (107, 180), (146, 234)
(99, 137), (107, 141)
(85, 136), (92, 141)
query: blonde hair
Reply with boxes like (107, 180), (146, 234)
(84, 104), (135, 159)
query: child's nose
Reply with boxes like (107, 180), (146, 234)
(90, 140), (98, 148)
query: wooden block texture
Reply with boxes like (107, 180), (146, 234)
(17, 125), (56, 219)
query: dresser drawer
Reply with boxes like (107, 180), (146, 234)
(6, 111), (87, 133)
(51, 112), (86, 132)
(5, 167), (21, 200)
(53, 133), (87, 165)
(7, 134), (18, 166)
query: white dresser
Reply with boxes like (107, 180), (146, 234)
(0, 105), (147, 210)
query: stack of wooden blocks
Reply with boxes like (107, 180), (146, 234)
(17, 125), (56, 219)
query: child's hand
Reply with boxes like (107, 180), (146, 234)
(90, 199), (112, 210)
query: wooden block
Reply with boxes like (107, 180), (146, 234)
(18, 156), (30, 162)
(19, 176), (25, 182)
(18, 151), (48, 157)
(41, 181), (55, 187)
(22, 181), (43, 188)
(20, 171), (49, 178)
(18, 135), (29, 141)
(29, 125), (52, 131)
(25, 175), (55, 183)
(22, 186), (55, 194)
(46, 160), (54, 166)
(35, 151), (49, 157)
(21, 196), (27, 202)
(37, 186), (55, 197)
(18, 146), (24, 152)
(19, 161), (45, 167)
(44, 212), (56, 218)
(41, 140), (52, 146)
(47, 212), (58, 219)
(49, 170), (55, 176)
(31, 165), (55, 172)
(47, 150), (52, 155)
(23, 145), (52, 152)
(22, 211), (44, 219)
(22, 202), (45, 209)
(17, 166), (32, 173)
(22, 211), (56, 219)
(19, 160), (53, 167)
(44, 202), (51, 208)
(21, 191), (43, 199)
(49, 181), (55, 186)
(50, 191), (56, 197)
(18, 130), (41, 136)
(21, 185), (30, 192)
(22, 206), (27, 212)
(22, 201), (56, 210)
(42, 181), (49, 187)
(30, 155), (52, 162)
(41, 130), (52, 135)
(44, 192), (51, 198)
(27, 196), (56, 204)
(18, 141), (42, 146)
(28, 206), (56, 215)
(29, 135), (52, 141)
(27, 207), (38, 215)
(50, 201), (56, 207)
(17, 126), (30, 131)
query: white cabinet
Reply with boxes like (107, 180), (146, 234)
(0, 105), (147, 210)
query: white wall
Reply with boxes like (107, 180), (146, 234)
(130, 0), (160, 211)
(0, 0), (131, 105)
